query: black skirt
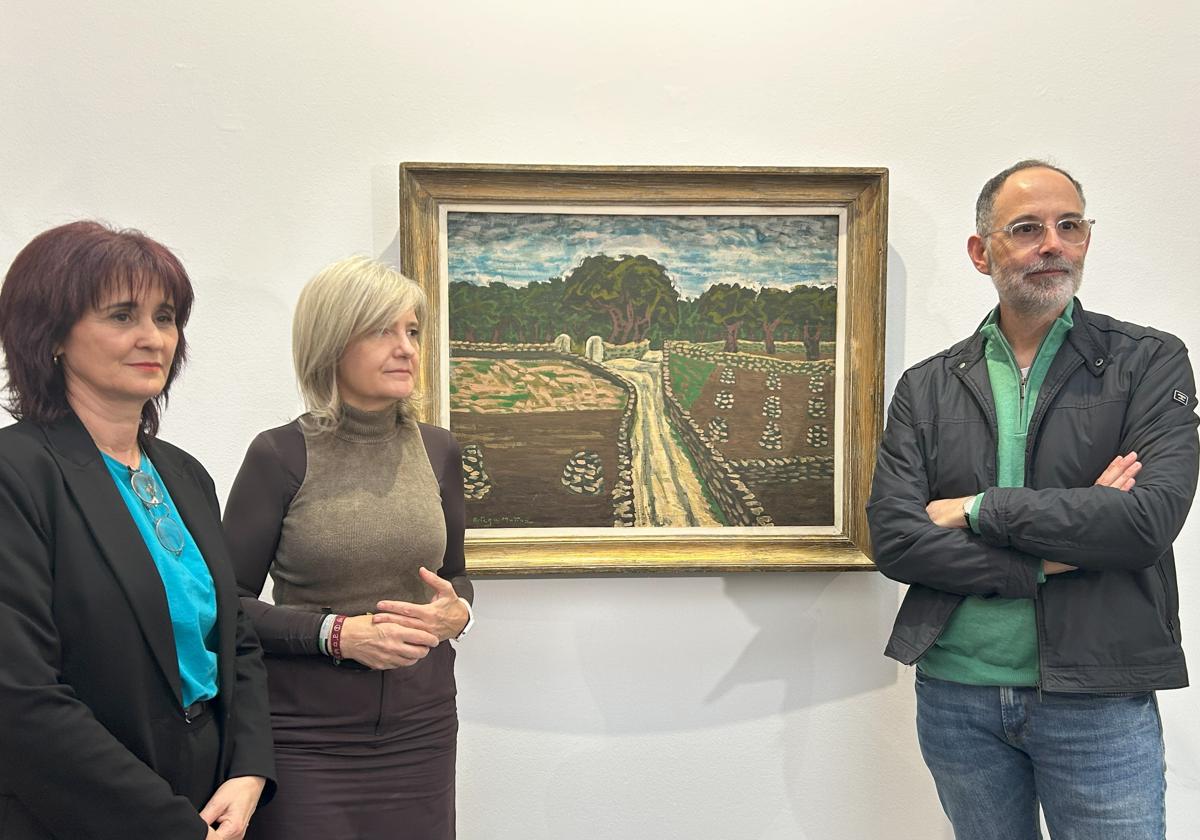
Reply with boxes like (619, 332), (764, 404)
(247, 642), (458, 839)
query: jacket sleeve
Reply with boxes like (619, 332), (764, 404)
(224, 599), (278, 798)
(224, 429), (324, 654)
(977, 337), (1200, 570)
(189, 461), (277, 801)
(0, 453), (209, 840)
(867, 372), (1042, 597)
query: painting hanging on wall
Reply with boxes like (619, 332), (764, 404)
(399, 164), (888, 574)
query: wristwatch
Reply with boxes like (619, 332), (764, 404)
(962, 496), (973, 529)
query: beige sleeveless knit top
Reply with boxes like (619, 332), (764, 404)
(269, 405), (447, 615)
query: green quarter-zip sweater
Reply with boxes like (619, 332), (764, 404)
(918, 300), (1074, 685)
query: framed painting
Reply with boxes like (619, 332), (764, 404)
(398, 163), (887, 574)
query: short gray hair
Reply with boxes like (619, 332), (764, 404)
(975, 159), (1085, 235)
(292, 255), (426, 430)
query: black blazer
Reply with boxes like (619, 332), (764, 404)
(0, 414), (276, 840)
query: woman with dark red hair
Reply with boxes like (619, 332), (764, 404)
(0, 221), (276, 840)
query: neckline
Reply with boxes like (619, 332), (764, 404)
(333, 403), (403, 443)
(100, 448), (145, 472)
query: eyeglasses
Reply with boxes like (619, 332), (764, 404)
(985, 218), (1095, 248)
(128, 467), (186, 556)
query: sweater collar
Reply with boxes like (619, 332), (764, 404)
(979, 298), (1074, 365)
(956, 297), (1104, 377)
(334, 403), (403, 443)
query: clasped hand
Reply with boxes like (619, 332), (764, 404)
(373, 566), (469, 644)
(338, 568), (468, 670)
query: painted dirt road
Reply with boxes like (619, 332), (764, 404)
(607, 352), (720, 527)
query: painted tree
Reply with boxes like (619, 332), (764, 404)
(522, 276), (564, 343)
(610, 254), (680, 343)
(696, 282), (760, 353)
(756, 286), (793, 355)
(561, 254), (680, 345)
(668, 296), (702, 346)
(481, 282), (524, 342)
(448, 280), (498, 342)
(790, 284), (837, 359)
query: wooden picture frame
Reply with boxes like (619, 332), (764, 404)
(399, 163), (887, 574)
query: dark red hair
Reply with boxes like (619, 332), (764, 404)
(0, 220), (194, 436)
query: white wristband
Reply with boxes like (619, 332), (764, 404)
(317, 613), (338, 656)
(453, 598), (475, 642)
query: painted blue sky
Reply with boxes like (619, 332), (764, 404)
(446, 212), (839, 300)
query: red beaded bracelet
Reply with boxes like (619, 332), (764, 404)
(329, 614), (347, 660)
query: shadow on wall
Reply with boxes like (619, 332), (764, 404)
(709, 571), (898, 710)
(885, 244), (908, 390)
(458, 571), (902, 736)
(375, 228), (400, 270)
(454, 572), (917, 839)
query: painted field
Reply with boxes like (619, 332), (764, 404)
(677, 357), (835, 526)
(450, 358), (627, 413)
(450, 356), (630, 528)
(451, 409), (627, 528)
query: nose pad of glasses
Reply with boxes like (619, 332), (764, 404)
(1041, 228), (1066, 251)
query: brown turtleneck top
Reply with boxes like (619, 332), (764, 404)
(224, 405), (471, 655)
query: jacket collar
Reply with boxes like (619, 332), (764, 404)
(1062, 300), (1109, 377)
(952, 297), (1107, 378)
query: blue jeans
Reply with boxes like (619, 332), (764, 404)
(915, 672), (1165, 840)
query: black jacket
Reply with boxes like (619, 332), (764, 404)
(0, 414), (276, 839)
(868, 300), (1199, 693)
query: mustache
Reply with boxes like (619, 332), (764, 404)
(1025, 257), (1077, 275)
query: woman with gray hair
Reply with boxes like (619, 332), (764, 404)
(224, 256), (473, 839)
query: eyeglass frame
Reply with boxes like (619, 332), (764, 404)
(983, 217), (1096, 248)
(127, 465), (186, 556)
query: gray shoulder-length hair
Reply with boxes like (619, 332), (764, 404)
(292, 255), (427, 431)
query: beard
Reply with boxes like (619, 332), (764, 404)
(989, 254), (1083, 318)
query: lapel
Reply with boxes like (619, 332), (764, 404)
(42, 414), (184, 706)
(145, 437), (237, 706)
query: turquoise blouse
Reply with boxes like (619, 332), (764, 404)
(101, 451), (219, 707)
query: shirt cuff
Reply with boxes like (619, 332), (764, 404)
(966, 492), (985, 534)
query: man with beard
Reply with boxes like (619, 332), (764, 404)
(867, 160), (1198, 839)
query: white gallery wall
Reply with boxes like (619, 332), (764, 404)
(2, 2), (1198, 837)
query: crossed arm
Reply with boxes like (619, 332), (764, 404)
(924, 452), (1143, 575)
(868, 341), (1199, 597)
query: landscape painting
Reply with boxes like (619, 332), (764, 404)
(399, 163), (886, 573)
(445, 210), (842, 532)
